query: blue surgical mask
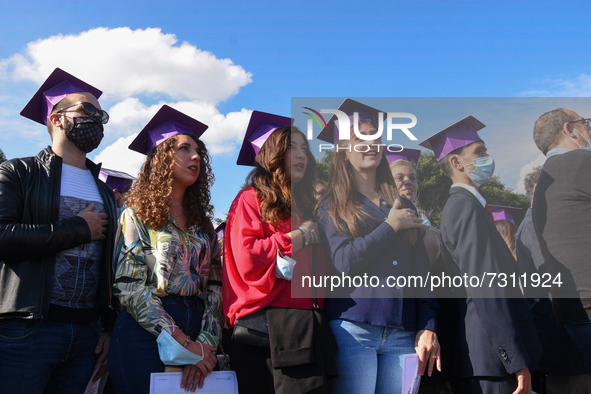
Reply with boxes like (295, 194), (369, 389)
(570, 127), (591, 152)
(156, 330), (204, 366)
(456, 155), (495, 187)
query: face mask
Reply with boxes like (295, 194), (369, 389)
(456, 155), (495, 187)
(156, 330), (204, 366)
(570, 127), (591, 152)
(64, 115), (104, 153)
(275, 240), (296, 280)
(420, 214), (432, 227)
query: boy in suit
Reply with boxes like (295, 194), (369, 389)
(420, 116), (541, 394)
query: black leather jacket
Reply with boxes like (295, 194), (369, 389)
(0, 147), (117, 328)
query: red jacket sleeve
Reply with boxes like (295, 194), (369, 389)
(223, 188), (292, 326)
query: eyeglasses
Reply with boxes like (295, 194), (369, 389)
(56, 102), (109, 124)
(570, 118), (591, 131)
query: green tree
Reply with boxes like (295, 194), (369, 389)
(0, 149), (5, 164)
(315, 150), (333, 185)
(415, 152), (452, 228)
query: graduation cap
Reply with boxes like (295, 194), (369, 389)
(489, 205), (523, 225)
(418, 116), (486, 162)
(236, 110), (293, 166)
(128, 105), (208, 155)
(99, 168), (136, 193)
(20, 68), (103, 126)
(215, 222), (226, 240)
(317, 99), (387, 143)
(386, 148), (422, 165)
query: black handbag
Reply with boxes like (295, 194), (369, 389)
(231, 306), (274, 349)
(231, 245), (322, 350)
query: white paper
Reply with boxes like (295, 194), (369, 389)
(83, 367), (101, 394)
(402, 353), (421, 394)
(149, 371), (238, 394)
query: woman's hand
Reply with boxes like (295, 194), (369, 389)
(174, 330), (218, 390)
(180, 341), (217, 390)
(386, 199), (427, 232)
(299, 220), (320, 244)
(189, 341), (218, 370)
(415, 329), (441, 377)
(181, 364), (201, 392)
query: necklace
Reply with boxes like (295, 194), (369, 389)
(170, 210), (184, 224)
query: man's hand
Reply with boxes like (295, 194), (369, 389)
(92, 332), (110, 382)
(513, 368), (532, 394)
(77, 203), (108, 241)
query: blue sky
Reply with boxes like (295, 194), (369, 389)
(1, 1), (591, 218)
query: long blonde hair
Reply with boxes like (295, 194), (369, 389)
(318, 123), (417, 244)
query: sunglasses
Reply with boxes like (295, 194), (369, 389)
(56, 102), (109, 124)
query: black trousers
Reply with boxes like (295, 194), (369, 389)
(230, 339), (274, 394)
(454, 376), (518, 394)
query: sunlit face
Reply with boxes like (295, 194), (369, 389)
(171, 134), (201, 189)
(284, 132), (308, 184)
(345, 123), (383, 172)
(391, 163), (418, 202)
(52, 92), (102, 137)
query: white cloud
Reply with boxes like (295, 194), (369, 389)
(1, 27), (252, 104)
(100, 98), (252, 153)
(1, 27), (256, 163)
(515, 154), (546, 194)
(92, 134), (145, 178)
(520, 74), (591, 97)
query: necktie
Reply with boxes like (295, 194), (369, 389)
(485, 202), (494, 222)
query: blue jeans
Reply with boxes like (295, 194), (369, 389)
(109, 295), (205, 394)
(0, 318), (100, 394)
(329, 319), (416, 394)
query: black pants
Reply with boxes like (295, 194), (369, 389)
(454, 376), (518, 394)
(230, 339), (274, 394)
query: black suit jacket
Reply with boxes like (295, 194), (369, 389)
(440, 186), (541, 378)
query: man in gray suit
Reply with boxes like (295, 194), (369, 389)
(517, 166), (590, 393)
(532, 108), (591, 372)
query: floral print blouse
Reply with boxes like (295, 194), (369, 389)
(113, 207), (223, 348)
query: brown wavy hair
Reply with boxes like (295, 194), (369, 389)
(495, 219), (517, 260)
(126, 134), (215, 239)
(317, 122), (417, 244)
(246, 126), (316, 227)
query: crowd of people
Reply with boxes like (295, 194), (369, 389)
(1, 68), (590, 394)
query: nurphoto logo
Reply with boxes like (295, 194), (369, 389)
(302, 107), (419, 153)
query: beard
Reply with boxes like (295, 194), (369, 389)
(61, 116), (74, 134)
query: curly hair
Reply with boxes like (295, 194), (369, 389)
(125, 134), (215, 239)
(246, 126), (316, 227)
